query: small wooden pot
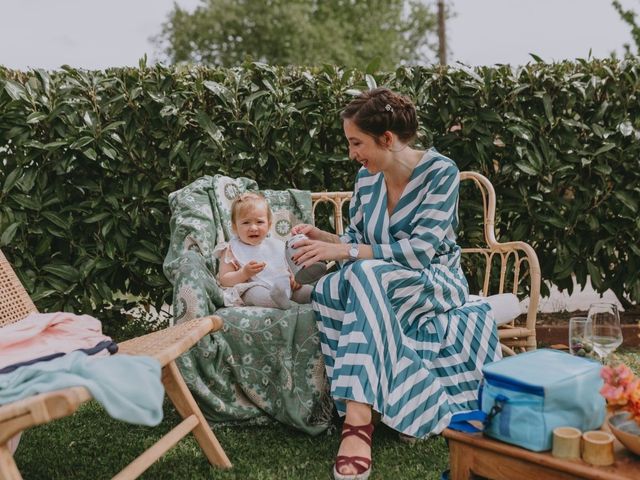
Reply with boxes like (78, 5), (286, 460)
(582, 430), (615, 466)
(552, 427), (581, 459)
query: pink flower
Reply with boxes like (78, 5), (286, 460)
(601, 364), (635, 387)
(614, 364), (635, 385)
(601, 365), (615, 384)
(628, 392), (640, 422)
(629, 382), (640, 402)
(625, 379), (640, 397)
(600, 384), (628, 406)
(600, 362), (640, 427)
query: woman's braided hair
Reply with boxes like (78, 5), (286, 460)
(340, 88), (418, 144)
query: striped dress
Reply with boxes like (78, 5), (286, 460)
(312, 148), (502, 438)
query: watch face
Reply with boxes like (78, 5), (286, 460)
(349, 245), (358, 260)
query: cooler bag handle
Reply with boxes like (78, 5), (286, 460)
(448, 394), (508, 433)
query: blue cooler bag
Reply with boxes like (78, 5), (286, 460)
(452, 349), (605, 452)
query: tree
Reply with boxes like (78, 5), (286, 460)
(154, 0), (441, 69)
(613, 0), (640, 55)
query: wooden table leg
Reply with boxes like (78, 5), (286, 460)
(449, 439), (475, 480)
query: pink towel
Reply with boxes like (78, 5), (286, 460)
(0, 312), (111, 369)
(8, 433), (21, 455)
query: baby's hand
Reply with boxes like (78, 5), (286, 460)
(290, 274), (302, 291)
(242, 261), (266, 277)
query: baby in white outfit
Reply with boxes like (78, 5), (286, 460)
(216, 192), (313, 309)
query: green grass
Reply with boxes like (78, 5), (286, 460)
(14, 401), (448, 479)
(14, 350), (640, 479)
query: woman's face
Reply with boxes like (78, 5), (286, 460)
(343, 119), (388, 174)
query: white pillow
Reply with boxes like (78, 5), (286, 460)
(469, 293), (522, 326)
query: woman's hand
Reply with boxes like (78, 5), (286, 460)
(290, 223), (324, 241)
(291, 238), (347, 269)
(291, 223), (343, 245)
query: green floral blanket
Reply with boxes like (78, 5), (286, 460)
(163, 175), (332, 435)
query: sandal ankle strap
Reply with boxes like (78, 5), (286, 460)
(341, 422), (374, 446)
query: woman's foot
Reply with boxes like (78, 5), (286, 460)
(334, 422), (373, 479)
(333, 403), (375, 479)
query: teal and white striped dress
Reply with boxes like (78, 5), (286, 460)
(312, 148), (502, 438)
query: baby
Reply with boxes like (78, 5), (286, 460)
(216, 192), (313, 309)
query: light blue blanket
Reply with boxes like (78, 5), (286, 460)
(0, 351), (164, 426)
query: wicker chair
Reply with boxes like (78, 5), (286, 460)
(311, 171), (541, 356)
(0, 249), (231, 479)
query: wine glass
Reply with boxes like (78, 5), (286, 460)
(568, 317), (590, 356)
(587, 302), (623, 362)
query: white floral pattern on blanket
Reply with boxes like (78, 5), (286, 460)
(163, 175), (331, 434)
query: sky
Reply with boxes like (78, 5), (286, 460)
(0, 0), (637, 70)
(448, 0), (636, 65)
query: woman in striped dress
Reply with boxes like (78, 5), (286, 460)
(291, 88), (501, 480)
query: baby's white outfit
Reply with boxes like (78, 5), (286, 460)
(214, 236), (292, 307)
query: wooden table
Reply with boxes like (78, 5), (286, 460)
(443, 428), (640, 480)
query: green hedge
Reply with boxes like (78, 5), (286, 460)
(1, 60), (638, 329)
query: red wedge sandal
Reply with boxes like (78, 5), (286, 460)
(333, 421), (374, 480)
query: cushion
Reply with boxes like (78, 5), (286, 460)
(210, 175), (313, 242)
(469, 293), (522, 326)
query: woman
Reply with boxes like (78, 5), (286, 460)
(291, 88), (501, 480)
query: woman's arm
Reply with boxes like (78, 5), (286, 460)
(292, 178), (377, 266)
(370, 159), (459, 269)
(292, 239), (374, 267)
(296, 159), (460, 269)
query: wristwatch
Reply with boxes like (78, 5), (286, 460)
(348, 244), (359, 262)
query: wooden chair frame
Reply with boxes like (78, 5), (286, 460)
(310, 171), (541, 355)
(0, 249), (231, 479)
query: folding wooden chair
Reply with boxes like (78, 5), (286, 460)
(0, 249), (232, 479)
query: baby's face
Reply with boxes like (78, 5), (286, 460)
(233, 204), (270, 245)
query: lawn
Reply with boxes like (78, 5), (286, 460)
(13, 350), (640, 479)
(14, 401), (449, 479)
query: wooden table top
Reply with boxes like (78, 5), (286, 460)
(443, 428), (640, 480)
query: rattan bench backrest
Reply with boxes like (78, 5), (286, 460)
(0, 249), (38, 327)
